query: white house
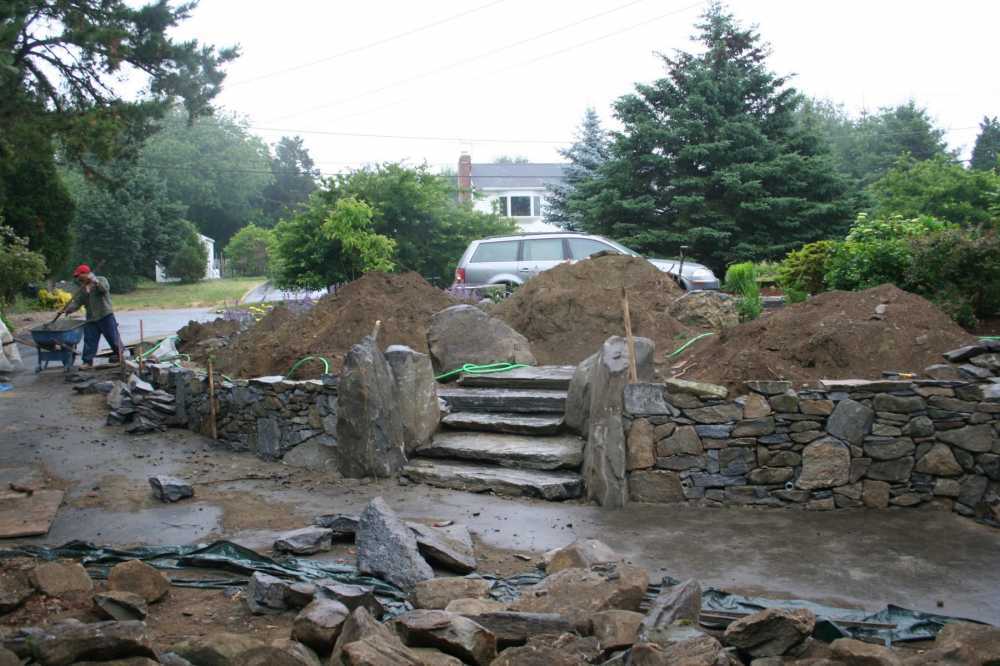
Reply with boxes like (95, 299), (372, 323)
(457, 154), (567, 232)
(154, 233), (221, 282)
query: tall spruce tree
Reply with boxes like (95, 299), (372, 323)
(574, 3), (852, 270)
(971, 116), (1000, 172)
(545, 108), (609, 230)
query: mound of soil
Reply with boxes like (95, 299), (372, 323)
(493, 254), (692, 365)
(177, 318), (241, 350)
(680, 284), (977, 390)
(217, 272), (457, 378)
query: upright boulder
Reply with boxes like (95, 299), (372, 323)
(336, 335), (406, 479)
(585, 337), (655, 508)
(356, 498), (434, 591)
(427, 305), (534, 375)
(566, 337), (654, 436)
(385, 346), (440, 454)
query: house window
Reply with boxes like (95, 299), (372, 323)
(509, 196), (532, 216)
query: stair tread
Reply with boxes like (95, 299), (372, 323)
(403, 459), (583, 501)
(437, 387), (568, 414)
(419, 431), (583, 470)
(457, 366), (576, 390)
(442, 411), (564, 435)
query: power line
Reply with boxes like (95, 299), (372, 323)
(250, 126), (571, 144)
(265, 0), (656, 123)
(226, 0), (507, 87)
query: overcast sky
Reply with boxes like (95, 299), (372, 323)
(174, 0), (999, 175)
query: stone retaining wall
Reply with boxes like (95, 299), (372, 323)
(623, 377), (1000, 522)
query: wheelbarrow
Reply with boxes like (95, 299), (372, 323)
(30, 319), (85, 373)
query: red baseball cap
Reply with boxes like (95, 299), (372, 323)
(73, 264), (91, 277)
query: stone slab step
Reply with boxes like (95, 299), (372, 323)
(437, 387), (567, 414)
(402, 460), (583, 501)
(457, 366), (576, 391)
(419, 431), (583, 470)
(442, 411), (564, 435)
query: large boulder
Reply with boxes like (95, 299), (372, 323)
(291, 598), (350, 655)
(585, 336), (655, 508)
(392, 610), (497, 666)
(668, 290), (739, 329)
(545, 539), (622, 573)
(336, 335), (406, 479)
(30, 621), (156, 666)
(385, 345), (440, 454)
(427, 305), (534, 375)
(565, 336), (654, 436)
(107, 560), (170, 604)
(722, 608), (815, 657)
(356, 497), (434, 591)
(508, 564), (649, 626)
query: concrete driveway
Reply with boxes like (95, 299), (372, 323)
(2, 369), (999, 625)
(241, 281), (326, 304)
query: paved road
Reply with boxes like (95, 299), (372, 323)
(241, 281), (326, 304)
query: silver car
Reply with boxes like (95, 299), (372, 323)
(452, 232), (720, 291)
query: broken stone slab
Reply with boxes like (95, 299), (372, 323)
(489, 638), (596, 666)
(29, 561), (93, 597)
(722, 607), (815, 657)
(418, 432), (583, 471)
(663, 378), (728, 400)
(93, 591), (148, 621)
(412, 578), (491, 610)
(292, 598), (350, 656)
(407, 522), (477, 574)
(631, 632), (733, 666)
(428, 304), (535, 374)
(445, 598), (508, 615)
(545, 539), (622, 574)
(356, 497), (434, 591)
(441, 412), (563, 436)
(385, 345), (440, 455)
(147, 476), (193, 503)
(169, 632), (268, 665)
(797, 437), (851, 490)
(239, 641), (323, 666)
(392, 609), (497, 666)
(245, 572), (295, 614)
(508, 564), (649, 626)
(639, 578), (702, 643)
(403, 460), (583, 501)
(273, 527), (334, 555)
(943, 343), (996, 363)
(624, 383), (678, 416)
(314, 582), (382, 617)
(127, 374), (154, 394)
(0, 570), (33, 614)
(30, 620), (156, 666)
(107, 560), (170, 604)
(330, 606), (399, 664)
(313, 513), (358, 537)
(335, 335), (407, 479)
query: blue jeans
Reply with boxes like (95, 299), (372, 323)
(82, 314), (122, 364)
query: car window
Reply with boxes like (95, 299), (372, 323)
(523, 238), (564, 261)
(568, 238), (618, 259)
(471, 240), (519, 263)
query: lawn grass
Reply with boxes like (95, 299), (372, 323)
(110, 277), (265, 310)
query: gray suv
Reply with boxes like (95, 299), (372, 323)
(452, 232), (720, 291)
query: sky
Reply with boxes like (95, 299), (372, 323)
(173, 0), (1000, 175)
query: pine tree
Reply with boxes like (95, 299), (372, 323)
(970, 116), (1000, 172)
(545, 108), (609, 230)
(575, 2), (852, 270)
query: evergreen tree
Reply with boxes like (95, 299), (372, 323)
(971, 116), (1000, 172)
(575, 2), (852, 270)
(262, 136), (319, 224)
(545, 108), (609, 230)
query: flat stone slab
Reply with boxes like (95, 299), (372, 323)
(457, 366), (576, 391)
(819, 379), (916, 392)
(437, 388), (567, 414)
(419, 432), (583, 470)
(403, 460), (583, 501)
(442, 412), (564, 435)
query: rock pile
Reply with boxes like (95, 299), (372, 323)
(105, 373), (179, 435)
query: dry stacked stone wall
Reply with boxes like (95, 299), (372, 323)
(624, 367), (1000, 522)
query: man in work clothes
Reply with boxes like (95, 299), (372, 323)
(61, 264), (123, 369)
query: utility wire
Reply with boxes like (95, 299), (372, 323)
(226, 0), (507, 87)
(266, 0), (656, 122)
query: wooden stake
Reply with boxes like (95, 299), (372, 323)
(622, 287), (638, 384)
(207, 357), (218, 441)
(371, 319), (382, 343)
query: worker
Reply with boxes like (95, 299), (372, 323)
(61, 264), (122, 369)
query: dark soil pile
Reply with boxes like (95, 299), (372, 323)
(217, 272), (456, 378)
(681, 284), (977, 390)
(493, 254), (691, 365)
(176, 318), (241, 351)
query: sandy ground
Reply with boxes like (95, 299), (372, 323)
(1, 362), (1000, 653)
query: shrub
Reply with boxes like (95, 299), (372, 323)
(777, 240), (837, 295)
(37, 288), (72, 310)
(724, 261), (763, 321)
(0, 223), (48, 307)
(224, 224), (274, 276)
(167, 222), (209, 284)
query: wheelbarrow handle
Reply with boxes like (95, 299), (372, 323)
(49, 311), (63, 325)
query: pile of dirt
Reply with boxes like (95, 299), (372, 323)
(217, 272), (457, 378)
(177, 318), (241, 350)
(493, 254), (693, 366)
(680, 284), (978, 390)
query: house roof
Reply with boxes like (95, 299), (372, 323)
(470, 163), (567, 190)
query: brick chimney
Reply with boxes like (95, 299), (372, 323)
(458, 152), (472, 203)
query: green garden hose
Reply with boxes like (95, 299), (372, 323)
(667, 331), (716, 358)
(287, 355), (331, 378)
(435, 362), (531, 382)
